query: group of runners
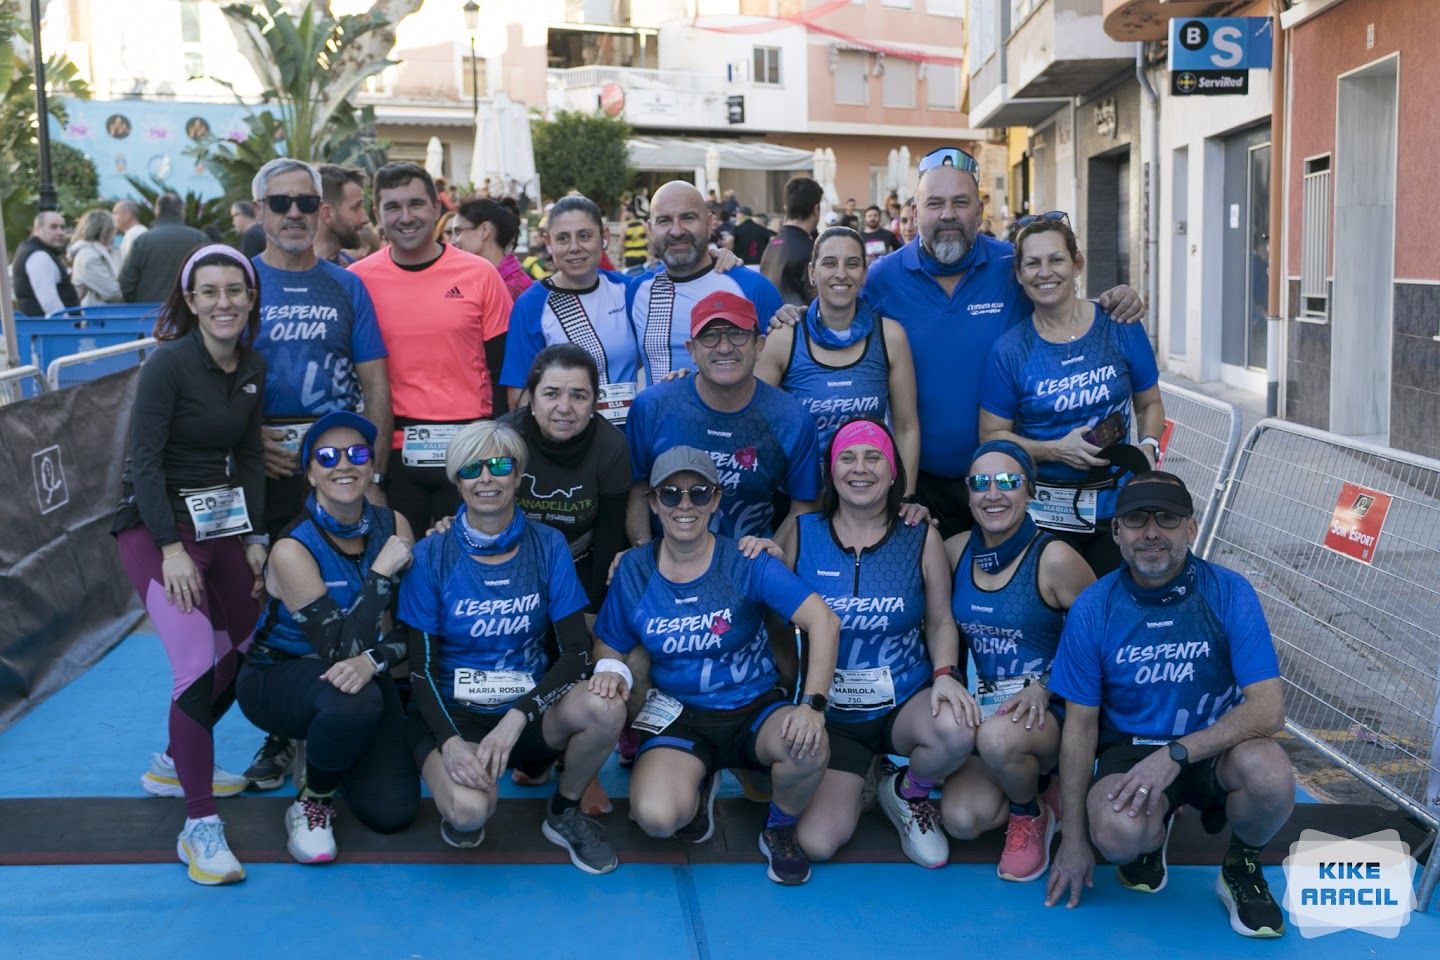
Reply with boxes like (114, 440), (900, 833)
(110, 146), (1294, 939)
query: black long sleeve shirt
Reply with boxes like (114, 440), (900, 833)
(113, 329), (266, 547)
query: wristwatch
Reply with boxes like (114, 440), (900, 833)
(900, 493), (921, 505)
(800, 693), (828, 713)
(365, 649), (388, 674)
(931, 665), (955, 680)
(1168, 740), (1190, 768)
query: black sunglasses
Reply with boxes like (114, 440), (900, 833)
(1014, 210), (1069, 231)
(655, 483), (717, 508)
(313, 444), (373, 468)
(918, 147), (980, 175)
(265, 194), (322, 215)
(1117, 510), (1186, 530)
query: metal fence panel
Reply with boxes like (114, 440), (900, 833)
(1203, 419), (1440, 904)
(0, 365), (46, 406)
(1156, 382), (1243, 547)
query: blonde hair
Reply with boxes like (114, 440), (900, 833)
(444, 420), (528, 482)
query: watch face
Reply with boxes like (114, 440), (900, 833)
(1168, 741), (1187, 762)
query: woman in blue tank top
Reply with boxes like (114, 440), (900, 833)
(765, 418), (978, 869)
(237, 412), (420, 866)
(755, 227), (926, 524)
(977, 216), (1165, 575)
(940, 440), (1095, 884)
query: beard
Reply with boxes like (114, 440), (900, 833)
(922, 220), (972, 265)
(331, 222), (363, 249)
(656, 232), (704, 271)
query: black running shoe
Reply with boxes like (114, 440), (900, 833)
(1116, 813), (1174, 893)
(675, 772), (721, 844)
(758, 825), (811, 886)
(244, 735), (295, 791)
(1217, 856), (1286, 938)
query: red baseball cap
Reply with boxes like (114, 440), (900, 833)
(689, 290), (759, 338)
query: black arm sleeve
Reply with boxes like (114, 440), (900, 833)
(510, 610), (593, 724)
(289, 571), (398, 663)
(129, 352), (181, 547)
(408, 625), (461, 745)
(484, 333), (509, 416)
(585, 491), (629, 611)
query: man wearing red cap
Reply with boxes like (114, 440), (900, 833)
(625, 290), (820, 543)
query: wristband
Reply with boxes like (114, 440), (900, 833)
(594, 658), (634, 690)
(1139, 437), (1160, 451)
(365, 648), (388, 674)
(931, 665), (955, 680)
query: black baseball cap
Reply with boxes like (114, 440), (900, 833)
(1115, 473), (1195, 517)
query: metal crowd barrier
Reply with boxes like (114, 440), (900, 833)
(0, 364), (47, 406)
(46, 338), (156, 391)
(13, 304), (161, 389)
(1203, 419), (1440, 908)
(1156, 381), (1244, 548)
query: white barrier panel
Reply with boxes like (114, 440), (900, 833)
(0, 365), (46, 406)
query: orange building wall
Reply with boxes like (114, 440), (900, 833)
(1285, 0), (1440, 281)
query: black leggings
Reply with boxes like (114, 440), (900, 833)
(387, 454), (460, 538)
(236, 658), (419, 834)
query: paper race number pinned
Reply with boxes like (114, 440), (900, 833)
(183, 485), (252, 541)
(632, 688), (684, 734)
(402, 424), (463, 467)
(828, 666), (896, 712)
(452, 668), (535, 708)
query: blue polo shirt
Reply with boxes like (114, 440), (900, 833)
(862, 235), (1031, 477)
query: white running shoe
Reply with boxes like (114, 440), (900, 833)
(285, 797), (338, 864)
(142, 753), (248, 798)
(876, 770), (949, 869)
(176, 818), (245, 886)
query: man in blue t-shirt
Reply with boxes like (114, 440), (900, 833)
(626, 291), (820, 543)
(629, 181), (783, 383)
(1044, 473), (1293, 939)
(250, 158), (392, 539)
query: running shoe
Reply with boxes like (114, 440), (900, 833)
(1116, 812), (1175, 893)
(542, 806), (619, 875)
(176, 819), (245, 886)
(1217, 856), (1286, 938)
(876, 770), (949, 869)
(1040, 775), (1063, 831)
(758, 824), (812, 885)
(581, 777), (613, 816)
(243, 735), (295, 791)
(512, 762), (555, 786)
(616, 724), (643, 768)
(141, 753), (248, 798)
(284, 797), (337, 865)
(996, 801), (1058, 882)
(675, 772), (721, 844)
(440, 820), (485, 849)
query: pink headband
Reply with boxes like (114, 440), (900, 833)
(830, 420), (896, 477)
(180, 243), (256, 291)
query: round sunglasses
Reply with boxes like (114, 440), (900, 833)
(313, 444), (373, 469)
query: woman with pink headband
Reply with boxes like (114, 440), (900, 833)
(111, 243), (267, 885)
(759, 417), (979, 868)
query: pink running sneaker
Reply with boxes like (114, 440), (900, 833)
(997, 802), (1058, 882)
(617, 724), (643, 768)
(1040, 776), (1062, 831)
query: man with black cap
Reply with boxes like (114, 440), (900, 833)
(626, 290), (819, 544)
(1043, 471), (1293, 938)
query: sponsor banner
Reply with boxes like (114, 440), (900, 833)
(1322, 482), (1392, 564)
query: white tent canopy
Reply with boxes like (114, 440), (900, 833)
(627, 137), (815, 174)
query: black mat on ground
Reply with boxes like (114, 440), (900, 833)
(0, 798), (1427, 867)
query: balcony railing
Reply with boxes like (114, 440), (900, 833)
(546, 66), (724, 94)
(546, 66), (729, 127)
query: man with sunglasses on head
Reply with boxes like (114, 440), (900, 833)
(836, 148), (1143, 538)
(1044, 472), (1293, 939)
(242, 157), (393, 792)
(625, 290), (820, 545)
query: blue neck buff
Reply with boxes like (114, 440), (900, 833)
(1122, 553), (1197, 606)
(804, 297), (876, 350)
(456, 505), (525, 556)
(914, 236), (979, 277)
(973, 514), (1038, 574)
(307, 492), (372, 539)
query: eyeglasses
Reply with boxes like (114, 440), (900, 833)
(1117, 510), (1186, 530)
(918, 147), (980, 175)
(457, 456), (517, 480)
(1014, 210), (1070, 231)
(966, 472), (1026, 492)
(190, 283), (254, 305)
(313, 444), (373, 468)
(265, 194), (322, 215)
(655, 483), (717, 508)
(445, 222), (476, 238)
(694, 325), (755, 348)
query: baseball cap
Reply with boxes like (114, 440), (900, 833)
(689, 290), (758, 338)
(1114, 474), (1195, 517)
(649, 445), (720, 488)
(302, 411), (379, 465)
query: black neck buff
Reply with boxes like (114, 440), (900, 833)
(516, 404), (597, 469)
(1122, 553), (1197, 605)
(973, 514), (1038, 574)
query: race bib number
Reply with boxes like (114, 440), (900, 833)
(632, 688), (684, 734)
(976, 673), (1041, 720)
(829, 666), (896, 712)
(596, 381), (636, 427)
(402, 424), (463, 467)
(265, 421), (315, 460)
(1029, 483), (1099, 532)
(452, 669), (535, 708)
(183, 485), (252, 542)
(1131, 737), (1170, 747)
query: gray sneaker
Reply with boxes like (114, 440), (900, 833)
(542, 805), (619, 875)
(440, 820), (485, 849)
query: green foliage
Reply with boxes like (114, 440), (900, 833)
(16, 140), (100, 221)
(532, 110), (634, 213)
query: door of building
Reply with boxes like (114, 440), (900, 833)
(1220, 124), (1271, 371)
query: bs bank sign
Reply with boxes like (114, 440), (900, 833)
(1168, 17), (1273, 97)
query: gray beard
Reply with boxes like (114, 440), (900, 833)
(927, 235), (968, 264)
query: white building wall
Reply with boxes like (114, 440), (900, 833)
(654, 21), (808, 133)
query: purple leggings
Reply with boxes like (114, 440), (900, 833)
(116, 525), (260, 818)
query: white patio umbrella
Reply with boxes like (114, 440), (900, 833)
(821, 147), (839, 209)
(469, 95), (505, 196)
(898, 145), (913, 198)
(504, 100), (539, 202)
(424, 136), (445, 179)
(704, 144), (721, 199)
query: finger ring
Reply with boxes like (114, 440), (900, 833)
(1136, 786), (1151, 795)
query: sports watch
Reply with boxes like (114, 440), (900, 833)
(800, 693), (828, 713)
(1168, 740), (1190, 768)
